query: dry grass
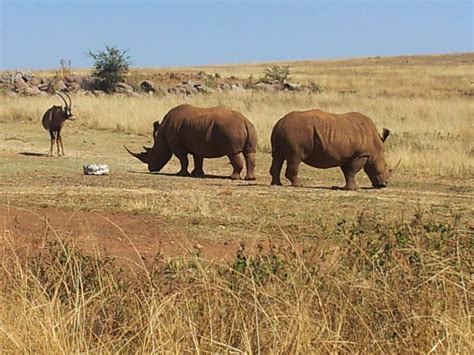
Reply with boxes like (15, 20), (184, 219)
(1, 211), (472, 353)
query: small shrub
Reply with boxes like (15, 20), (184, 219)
(262, 65), (291, 84)
(87, 45), (132, 93)
(308, 80), (322, 94)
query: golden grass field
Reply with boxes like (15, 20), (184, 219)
(0, 53), (473, 353)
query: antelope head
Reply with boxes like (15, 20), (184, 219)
(56, 92), (76, 121)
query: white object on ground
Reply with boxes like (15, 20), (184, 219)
(83, 164), (110, 175)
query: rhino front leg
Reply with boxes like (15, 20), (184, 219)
(175, 152), (191, 177)
(243, 152), (256, 180)
(340, 157), (368, 190)
(191, 155), (205, 178)
(228, 153), (243, 180)
(285, 159), (302, 187)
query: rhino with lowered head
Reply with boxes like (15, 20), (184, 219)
(126, 104), (257, 180)
(270, 109), (395, 189)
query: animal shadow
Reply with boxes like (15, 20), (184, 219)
(19, 152), (48, 157)
(127, 170), (230, 180)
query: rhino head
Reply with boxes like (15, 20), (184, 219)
(125, 121), (172, 172)
(364, 128), (394, 189)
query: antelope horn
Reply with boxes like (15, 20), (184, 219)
(63, 92), (72, 109)
(55, 92), (68, 108)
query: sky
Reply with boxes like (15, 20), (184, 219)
(0, 0), (472, 70)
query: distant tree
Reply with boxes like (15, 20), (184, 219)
(87, 45), (132, 93)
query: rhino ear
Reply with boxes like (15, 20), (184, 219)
(381, 128), (391, 142)
(153, 121), (161, 131)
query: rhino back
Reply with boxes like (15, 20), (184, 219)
(273, 110), (383, 168)
(162, 104), (250, 157)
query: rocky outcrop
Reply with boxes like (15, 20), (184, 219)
(0, 69), (310, 97)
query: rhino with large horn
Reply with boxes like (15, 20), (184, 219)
(270, 109), (393, 189)
(126, 104), (257, 180)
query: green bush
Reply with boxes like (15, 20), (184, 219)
(87, 45), (132, 93)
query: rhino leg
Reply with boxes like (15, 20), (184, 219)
(175, 152), (191, 177)
(228, 153), (243, 180)
(340, 157), (368, 190)
(191, 155), (205, 178)
(285, 159), (302, 187)
(270, 154), (284, 185)
(243, 152), (256, 180)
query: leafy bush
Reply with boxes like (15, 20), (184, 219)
(262, 65), (291, 83)
(87, 45), (132, 93)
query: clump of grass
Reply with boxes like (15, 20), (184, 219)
(1, 212), (471, 353)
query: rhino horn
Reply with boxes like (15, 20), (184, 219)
(124, 145), (148, 163)
(143, 145), (152, 152)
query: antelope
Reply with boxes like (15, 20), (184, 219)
(41, 92), (76, 156)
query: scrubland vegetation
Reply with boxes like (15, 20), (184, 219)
(1, 53), (473, 353)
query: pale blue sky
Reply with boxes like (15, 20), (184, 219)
(0, 0), (472, 70)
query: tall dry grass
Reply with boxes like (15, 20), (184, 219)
(1, 212), (471, 353)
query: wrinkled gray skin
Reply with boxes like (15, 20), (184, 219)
(41, 92), (76, 156)
(126, 104), (257, 180)
(270, 109), (392, 189)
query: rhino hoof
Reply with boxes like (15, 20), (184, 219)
(191, 170), (205, 178)
(177, 170), (190, 177)
(230, 173), (241, 180)
(244, 175), (256, 181)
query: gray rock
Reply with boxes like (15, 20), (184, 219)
(19, 86), (42, 96)
(194, 83), (214, 93)
(22, 71), (36, 82)
(14, 72), (28, 91)
(283, 82), (300, 91)
(114, 82), (134, 94)
(66, 82), (81, 92)
(140, 80), (156, 93)
(83, 164), (110, 175)
(49, 79), (67, 92)
(93, 90), (106, 97)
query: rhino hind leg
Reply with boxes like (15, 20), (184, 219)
(191, 155), (205, 178)
(175, 152), (191, 177)
(285, 159), (302, 187)
(270, 154), (284, 185)
(243, 152), (256, 180)
(228, 153), (243, 180)
(340, 157), (368, 190)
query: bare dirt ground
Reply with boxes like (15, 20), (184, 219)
(1, 122), (473, 265)
(0, 205), (255, 263)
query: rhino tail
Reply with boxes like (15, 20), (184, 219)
(244, 121), (258, 153)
